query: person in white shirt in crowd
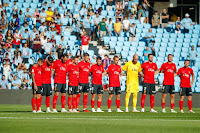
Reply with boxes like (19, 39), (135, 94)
(12, 1), (18, 15)
(175, 16), (182, 34)
(14, 51), (23, 68)
(80, 3), (87, 16)
(21, 43), (29, 63)
(3, 61), (11, 80)
(122, 16), (130, 37)
(44, 38), (52, 56)
(106, 0), (113, 11)
(129, 23), (136, 42)
(4, 47), (14, 63)
(181, 13), (195, 33)
(98, 45), (108, 60)
(188, 45), (197, 66)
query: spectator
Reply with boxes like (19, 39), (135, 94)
(20, 69), (29, 86)
(53, 8), (59, 17)
(98, 18), (109, 44)
(143, 46), (152, 61)
(38, 22), (47, 33)
(44, 38), (52, 56)
(95, 7), (103, 15)
(83, 15), (92, 37)
(2, 53), (10, 64)
(73, 1), (80, 19)
(46, 7), (54, 26)
(11, 75), (21, 90)
(57, 2), (65, 16)
(0, 30), (3, 45)
(90, 55), (97, 65)
(81, 31), (90, 51)
(13, 29), (22, 48)
(21, 43), (29, 63)
(40, 8), (47, 23)
(18, 10), (25, 25)
(3, 61), (11, 80)
(14, 46), (20, 56)
(107, 18), (113, 36)
(32, 49), (43, 64)
(34, 15), (41, 29)
(181, 13), (195, 33)
(22, 29), (29, 45)
(42, 2), (48, 11)
(106, 0), (113, 11)
(14, 51), (23, 68)
(0, 45), (5, 63)
(4, 47), (14, 63)
(80, 3), (87, 16)
(93, 13), (101, 40)
(4, 39), (12, 48)
(12, 1), (18, 15)
(188, 45), (197, 66)
(59, 36), (67, 49)
(56, 14), (63, 27)
(142, 0), (150, 23)
(144, 28), (155, 46)
(16, 62), (27, 73)
(64, 10), (72, 18)
(20, 23), (30, 34)
(129, 23), (136, 42)
(50, 0), (56, 11)
(33, 8), (40, 18)
(115, 1), (123, 14)
(33, 34), (42, 53)
(131, 2), (137, 15)
(0, 75), (8, 89)
(0, 14), (7, 31)
(49, 35), (56, 52)
(30, 27), (39, 42)
(161, 9), (169, 29)
(138, 5), (145, 24)
(87, 4), (94, 16)
(5, 29), (13, 43)
(56, 44), (64, 59)
(25, 8), (33, 25)
(175, 16), (181, 34)
(123, 0), (129, 14)
(122, 16), (130, 36)
(151, 11), (160, 28)
(114, 18), (122, 36)
(20, 78), (29, 90)
(75, 45), (84, 58)
(102, 55), (111, 70)
(98, 45), (108, 59)
(72, 18), (81, 40)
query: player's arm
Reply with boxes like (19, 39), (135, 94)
(31, 73), (38, 91)
(154, 69), (160, 75)
(191, 72), (195, 87)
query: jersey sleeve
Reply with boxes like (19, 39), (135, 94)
(141, 63), (145, 69)
(177, 68), (181, 75)
(138, 63), (142, 72)
(89, 65), (93, 73)
(159, 63), (164, 72)
(102, 66), (105, 73)
(174, 64), (177, 72)
(106, 65), (110, 73)
(155, 63), (158, 70)
(122, 62), (128, 71)
(190, 68), (194, 76)
(31, 67), (35, 74)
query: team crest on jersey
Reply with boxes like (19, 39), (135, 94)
(153, 66), (155, 68)
(188, 71), (190, 74)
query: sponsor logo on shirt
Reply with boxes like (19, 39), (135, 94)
(148, 68), (155, 72)
(183, 73), (190, 78)
(60, 67), (66, 71)
(96, 70), (102, 74)
(167, 69), (174, 73)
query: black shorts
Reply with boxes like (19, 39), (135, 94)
(142, 83), (156, 95)
(54, 83), (66, 93)
(109, 87), (121, 95)
(78, 83), (89, 93)
(68, 86), (79, 95)
(32, 86), (43, 95)
(42, 84), (52, 96)
(162, 85), (175, 94)
(91, 84), (104, 94)
(180, 88), (193, 96)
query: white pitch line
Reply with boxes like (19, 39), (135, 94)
(0, 117), (200, 122)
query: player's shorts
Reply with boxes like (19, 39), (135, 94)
(91, 84), (104, 94)
(180, 88), (193, 96)
(42, 84), (52, 96)
(68, 86), (79, 95)
(78, 83), (89, 93)
(54, 83), (67, 93)
(32, 85), (43, 95)
(162, 85), (175, 94)
(109, 87), (121, 95)
(126, 84), (139, 93)
(142, 83), (156, 95)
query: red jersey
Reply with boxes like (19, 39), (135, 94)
(90, 64), (104, 85)
(65, 59), (73, 66)
(52, 60), (67, 84)
(177, 67), (194, 88)
(4, 43), (12, 48)
(78, 61), (90, 83)
(0, 34), (3, 41)
(13, 33), (21, 45)
(81, 35), (89, 45)
(31, 65), (42, 86)
(41, 61), (52, 84)
(159, 62), (176, 85)
(67, 64), (79, 86)
(141, 62), (158, 84)
(107, 64), (121, 87)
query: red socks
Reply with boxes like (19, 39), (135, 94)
(141, 94), (146, 108)
(32, 98), (36, 111)
(36, 98), (41, 111)
(53, 95), (58, 109)
(97, 101), (102, 108)
(107, 99), (111, 109)
(68, 97), (72, 109)
(83, 95), (88, 109)
(179, 100), (183, 110)
(46, 97), (50, 108)
(61, 96), (66, 109)
(116, 99), (120, 108)
(76, 93), (81, 109)
(72, 97), (76, 109)
(171, 103), (174, 110)
(91, 100), (95, 108)
(150, 95), (154, 109)
(162, 102), (165, 109)
(188, 100), (192, 110)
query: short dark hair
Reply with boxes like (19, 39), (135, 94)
(168, 54), (173, 57)
(148, 54), (153, 57)
(84, 53), (89, 57)
(37, 49), (40, 52)
(185, 60), (190, 62)
(38, 58), (43, 62)
(74, 56), (79, 59)
(47, 56), (54, 63)
(96, 56), (102, 61)
(113, 55), (118, 60)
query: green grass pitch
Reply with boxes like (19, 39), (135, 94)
(0, 104), (200, 133)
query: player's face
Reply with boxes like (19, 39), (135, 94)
(74, 58), (79, 65)
(184, 61), (190, 67)
(38, 61), (43, 66)
(133, 56), (139, 64)
(47, 60), (52, 66)
(62, 56), (68, 63)
(84, 56), (89, 62)
(168, 55), (173, 62)
(97, 59), (102, 66)
(148, 55), (153, 62)
(114, 57), (119, 65)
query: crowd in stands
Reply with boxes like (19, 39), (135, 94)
(0, 0), (199, 90)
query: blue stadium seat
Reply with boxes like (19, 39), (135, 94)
(124, 41), (130, 46)
(62, 18), (69, 26)
(23, 3), (30, 8)
(180, 52), (188, 58)
(70, 35), (77, 41)
(178, 33), (184, 38)
(158, 52), (165, 57)
(33, 0), (39, 3)
(130, 46), (137, 52)
(157, 56), (164, 61)
(136, 51), (143, 57)
(137, 46), (144, 52)
(115, 46), (122, 54)
(138, 41), (145, 47)
(134, 38), (140, 42)
(17, 2), (23, 8)
(154, 43), (160, 47)
(144, 23), (151, 29)
(136, 29), (142, 33)
(121, 51), (129, 59)
(173, 57), (179, 62)
(184, 38), (190, 43)
(108, 10), (114, 16)
(128, 51), (135, 57)
(127, 56), (132, 62)
(191, 38), (198, 43)
(142, 28), (149, 33)
(157, 28), (163, 33)
(167, 47), (174, 52)
(194, 24), (200, 30)
(169, 38), (176, 43)
(110, 36), (117, 42)
(160, 42), (167, 47)
(163, 33), (169, 38)
(182, 43), (190, 48)
(103, 36), (110, 44)
(101, 10), (107, 16)
(156, 33), (162, 38)
(83, 0), (90, 5)
(185, 33), (191, 38)
(170, 33), (177, 38)
(131, 42), (138, 47)
(158, 76), (164, 84)
(68, 40), (75, 46)
(122, 46), (129, 51)
(174, 47), (181, 52)
(26, 0), (32, 3)
(155, 38), (161, 43)
(177, 38), (183, 43)
(182, 47), (189, 52)
(117, 41), (123, 47)
(118, 37), (124, 42)
(162, 38), (168, 42)
(151, 28), (156, 33)
(109, 41), (116, 49)
(136, 24), (143, 29)
(175, 86), (180, 92)
(193, 29), (199, 34)
(69, 0), (75, 4)
(168, 42), (175, 47)
(192, 66), (199, 72)
(159, 47), (166, 52)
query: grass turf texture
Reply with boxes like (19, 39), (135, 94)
(0, 105), (200, 133)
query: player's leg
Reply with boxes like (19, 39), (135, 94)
(52, 83), (60, 112)
(170, 85), (176, 113)
(107, 94), (113, 112)
(125, 92), (131, 112)
(76, 84), (82, 112)
(43, 84), (52, 113)
(116, 87), (123, 112)
(141, 83), (148, 112)
(72, 86), (79, 113)
(179, 87), (186, 113)
(132, 92), (139, 112)
(150, 84), (157, 113)
(96, 85), (104, 112)
(36, 87), (43, 113)
(61, 84), (67, 112)
(32, 94), (36, 113)
(83, 84), (90, 112)
(91, 84), (97, 112)
(161, 93), (167, 113)
(187, 88), (195, 113)
(68, 86), (73, 112)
